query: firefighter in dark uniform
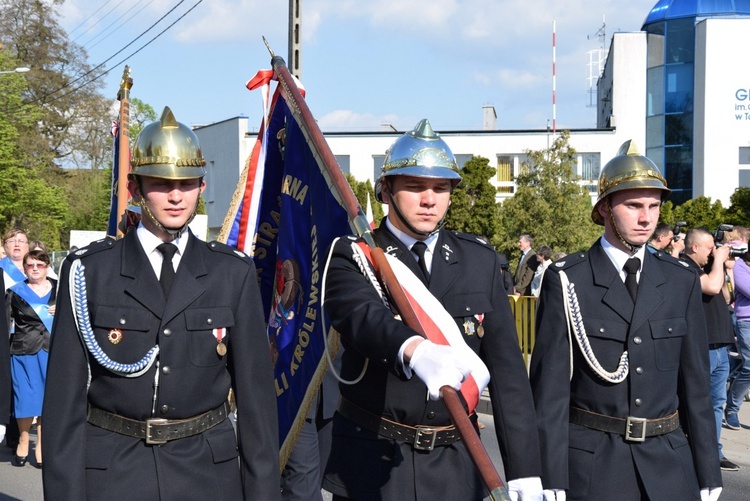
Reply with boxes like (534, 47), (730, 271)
(42, 107), (281, 500)
(530, 141), (722, 501)
(322, 119), (543, 500)
(0, 274), (9, 447)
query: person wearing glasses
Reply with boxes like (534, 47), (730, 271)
(6, 249), (56, 468)
(1, 227), (30, 289)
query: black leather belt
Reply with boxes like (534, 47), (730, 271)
(570, 407), (679, 443)
(336, 397), (460, 451)
(87, 402), (230, 445)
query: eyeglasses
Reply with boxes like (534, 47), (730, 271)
(25, 263), (46, 269)
(5, 239), (28, 245)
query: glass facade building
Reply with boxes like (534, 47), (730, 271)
(643, 0), (750, 204)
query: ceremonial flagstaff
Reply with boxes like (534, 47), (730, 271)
(219, 60), (350, 468)
(107, 66), (133, 238)
(219, 40), (510, 499)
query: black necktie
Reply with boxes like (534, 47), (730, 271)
(412, 241), (430, 282)
(623, 257), (640, 303)
(157, 243), (178, 297)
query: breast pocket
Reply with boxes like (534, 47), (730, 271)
(92, 306), (154, 363)
(185, 307), (235, 367)
(650, 318), (686, 371)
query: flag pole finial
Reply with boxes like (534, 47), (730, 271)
(262, 36), (275, 57)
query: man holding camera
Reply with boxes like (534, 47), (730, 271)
(681, 228), (739, 471)
(647, 222), (674, 253)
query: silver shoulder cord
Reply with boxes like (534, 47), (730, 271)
(558, 270), (629, 384)
(69, 260), (160, 392)
(319, 237), (382, 386)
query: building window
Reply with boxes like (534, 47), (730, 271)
(580, 153), (600, 194)
(740, 147), (750, 165)
(335, 155), (350, 174)
(496, 154), (529, 194)
(454, 154), (472, 169)
(373, 155), (385, 182)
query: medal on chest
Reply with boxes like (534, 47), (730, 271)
(213, 327), (227, 356)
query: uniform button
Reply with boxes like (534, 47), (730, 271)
(636, 367), (643, 374)
(465, 306), (471, 312)
(119, 318), (126, 325)
(427, 412), (435, 419)
(162, 366), (171, 375)
(207, 318), (213, 325)
(633, 337), (642, 344)
(635, 398), (642, 406)
(599, 327), (605, 333)
(163, 328), (171, 336)
(381, 358), (387, 364)
(160, 405), (169, 414)
(668, 327), (673, 333)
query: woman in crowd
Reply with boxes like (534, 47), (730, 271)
(6, 249), (56, 468)
(29, 241), (57, 280)
(0, 227), (29, 289)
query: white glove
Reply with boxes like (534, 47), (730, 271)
(542, 489), (566, 501)
(700, 487), (722, 501)
(0, 424), (5, 444)
(508, 477), (543, 501)
(409, 340), (471, 400)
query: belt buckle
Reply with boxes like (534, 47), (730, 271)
(145, 418), (169, 445)
(413, 426), (436, 451)
(625, 416), (647, 442)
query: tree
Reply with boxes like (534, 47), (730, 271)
(726, 187), (750, 227)
(130, 97), (157, 139)
(0, 0), (113, 171)
(446, 155), (500, 240)
(346, 174), (384, 224)
(497, 131), (601, 262)
(0, 49), (67, 247)
(671, 196), (727, 231)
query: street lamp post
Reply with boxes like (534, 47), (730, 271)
(0, 67), (30, 75)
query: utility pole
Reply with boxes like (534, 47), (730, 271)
(288, 0), (302, 80)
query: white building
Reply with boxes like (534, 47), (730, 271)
(194, 11), (750, 239)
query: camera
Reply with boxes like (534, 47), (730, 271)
(713, 223), (748, 257)
(672, 221), (687, 242)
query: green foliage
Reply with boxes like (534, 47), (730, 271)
(345, 174), (384, 224)
(726, 187), (750, 227)
(130, 97), (157, 139)
(671, 196), (726, 230)
(496, 131), (601, 261)
(445, 155), (499, 239)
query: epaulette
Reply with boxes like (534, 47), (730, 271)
(450, 231), (495, 250)
(207, 241), (253, 263)
(67, 237), (116, 261)
(550, 251), (588, 271)
(654, 251), (694, 271)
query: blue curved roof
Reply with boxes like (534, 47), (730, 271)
(643, 0), (750, 27)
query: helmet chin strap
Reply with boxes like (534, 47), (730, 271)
(385, 179), (447, 238)
(135, 178), (201, 240)
(605, 199), (642, 255)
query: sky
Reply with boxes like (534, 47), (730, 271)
(55, 0), (661, 133)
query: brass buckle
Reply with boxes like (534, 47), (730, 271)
(625, 416), (647, 442)
(413, 426), (437, 451)
(145, 418), (169, 445)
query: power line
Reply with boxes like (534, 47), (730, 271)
(38, 0), (205, 108)
(67, 0), (118, 37)
(22, 0), (196, 110)
(71, 1), (122, 44)
(85, 0), (151, 51)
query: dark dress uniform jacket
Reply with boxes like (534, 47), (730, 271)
(322, 223), (541, 500)
(42, 230), (280, 501)
(530, 240), (722, 500)
(0, 274), (10, 427)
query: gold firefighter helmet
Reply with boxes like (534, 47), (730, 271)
(130, 106), (206, 179)
(591, 140), (670, 225)
(375, 119), (461, 202)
